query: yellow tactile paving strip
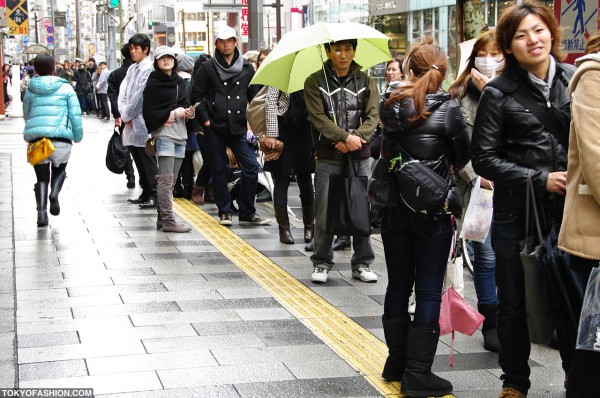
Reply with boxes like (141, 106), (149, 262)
(174, 199), (453, 398)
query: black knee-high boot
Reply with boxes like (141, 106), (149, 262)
(34, 182), (49, 227)
(49, 170), (66, 216)
(381, 316), (409, 382)
(401, 323), (453, 397)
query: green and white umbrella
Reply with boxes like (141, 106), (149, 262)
(250, 22), (392, 94)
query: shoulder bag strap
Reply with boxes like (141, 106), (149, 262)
(525, 169), (545, 245)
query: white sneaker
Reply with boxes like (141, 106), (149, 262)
(311, 267), (329, 283)
(352, 266), (378, 283)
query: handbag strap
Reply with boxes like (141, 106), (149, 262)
(525, 169), (545, 244)
(344, 154), (359, 177)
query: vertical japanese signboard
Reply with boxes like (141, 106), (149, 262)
(6, 0), (29, 35)
(241, 0), (249, 42)
(555, 0), (600, 63)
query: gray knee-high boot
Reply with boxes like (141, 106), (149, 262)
(49, 170), (66, 216)
(401, 323), (452, 397)
(157, 174), (191, 233)
(381, 316), (409, 382)
(34, 182), (49, 227)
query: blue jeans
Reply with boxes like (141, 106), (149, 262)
(310, 159), (374, 271)
(204, 126), (258, 219)
(381, 206), (453, 327)
(472, 227), (497, 305)
(492, 210), (532, 393)
(77, 93), (87, 113)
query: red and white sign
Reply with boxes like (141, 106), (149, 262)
(240, 0), (248, 41)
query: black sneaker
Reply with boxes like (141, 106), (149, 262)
(239, 213), (272, 225)
(219, 213), (233, 226)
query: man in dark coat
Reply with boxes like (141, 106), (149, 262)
(108, 44), (136, 189)
(191, 26), (270, 226)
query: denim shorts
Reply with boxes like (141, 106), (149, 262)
(156, 138), (185, 158)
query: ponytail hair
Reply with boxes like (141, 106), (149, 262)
(385, 36), (448, 121)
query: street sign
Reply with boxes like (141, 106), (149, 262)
(6, 0), (29, 35)
(23, 36), (28, 44)
(46, 36), (54, 44)
(47, 26), (54, 34)
(43, 18), (50, 28)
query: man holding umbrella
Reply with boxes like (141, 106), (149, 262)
(304, 39), (379, 284)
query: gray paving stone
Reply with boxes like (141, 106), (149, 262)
(121, 290), (221, 304)
(286, 358), (359, 379)
(17, 295), (123, 310)
(143, 334), (266, 353)
(18, 315), (133, 334)
(87, 350), (218, 375)
(73, 301), (181, 319)
(157, 362), (295, 388)
(18, 339), (146, 363)
(259, 329), (325, 347)
(95, 385), (241, 398)
(18, 331), (80, 348)
(78, 324), (198, 343)
(19, 359), (88, 381)
(235, 308), (294, 321)
(16, 307), (74, 322)
(0, 293), (13, 309)
(19, 371), (163, 395)
(212, 345), (339, 366)
(218, 287), (271, 299)
(130, 309), (241, 326)
(177, 297), (280, 312)
(191, 319), (311, 336)
(111, 273), (209, 285)
(0, 359), (16, 388)
(104, 258), (192, 269)
(66, 283), (167, 297)
(234, 377), (380, 398)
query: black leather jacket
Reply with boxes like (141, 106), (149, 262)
(379, 89), (470, 181)
(471, 61), (575, 212)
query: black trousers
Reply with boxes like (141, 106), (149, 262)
(128, 146), (158, 197)
(98, 93), (110, 118)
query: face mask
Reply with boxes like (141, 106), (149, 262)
(474, 57), (504, 78)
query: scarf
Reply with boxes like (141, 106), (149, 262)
(142, 70), (189, 134)
(213, 48), (244, 81)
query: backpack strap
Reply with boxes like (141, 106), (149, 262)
(487, 74), (569, 150)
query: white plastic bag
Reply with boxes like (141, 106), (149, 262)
(459, 177), (494, 243)
(576, 267), (600, 352)
(192, 150), (203, 176)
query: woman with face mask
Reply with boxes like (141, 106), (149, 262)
(448, 30), (502, 354)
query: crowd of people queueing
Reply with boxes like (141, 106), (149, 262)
(19, 1), (600, 396)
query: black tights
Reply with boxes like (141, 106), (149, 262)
(34, 163), (67, 184)
(272, 173), (314, 209)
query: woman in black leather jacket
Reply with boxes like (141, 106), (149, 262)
(377, 36), (470, 398)
(471, 3), (575, 398)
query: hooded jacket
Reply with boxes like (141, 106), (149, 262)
(379, 89), (470, 180)
(23, 76), (83, 143)
(304, 60), (379, 161)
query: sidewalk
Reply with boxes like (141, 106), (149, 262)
(0, 105), (567, 397)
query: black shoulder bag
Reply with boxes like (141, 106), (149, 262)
(392, 143), (450, 214)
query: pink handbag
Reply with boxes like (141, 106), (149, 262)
(439, 286), (485, 366)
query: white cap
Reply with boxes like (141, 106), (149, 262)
(154, 45), (178, 60)
(214, 26), (237, 42)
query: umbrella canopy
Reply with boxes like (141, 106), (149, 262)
(439, 286), (484, 337)
(250, 22), (391, 94)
